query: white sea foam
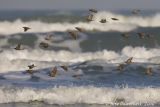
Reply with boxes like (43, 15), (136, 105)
(1, 11), (160, 35)
(0, 85), (159, 105)
(0, 46), (160, 73)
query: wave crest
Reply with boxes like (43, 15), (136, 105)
(1, 11), (160, 35)
(0, 86), (159, 105)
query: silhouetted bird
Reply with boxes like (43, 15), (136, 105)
(28, 64), (36, 69)
(86, 14), (94, 22)
(100, 19), (107, 23)
(75, 27), (85, 32)
(137, 32), (145, 39)
(68, 30), (78, 40)
(125, 57), (133, 64)
(89, 9), (98, 13)
(49, 67), (57, 77)
(39, 42), (49, 48)
(23, 27), (31, 32)
(121, 33), (129, 38)
(45, 34), (53, 41)
(14, 44), (24, 50)
(111, 18), (119, 21)
(60, 65), (68, 71)
(117, 64), (125, 71)
(145, 67), (153, 76)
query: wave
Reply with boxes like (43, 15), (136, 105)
(1, 11), (160, 35)
(0, 19), (137, 35)
(1, 46), (160, 73)
(0, 85), (159, 105)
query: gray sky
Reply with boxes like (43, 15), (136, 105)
(0, 0), (160, 10)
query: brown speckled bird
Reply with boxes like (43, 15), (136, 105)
(39, 42), (49, 48)
(45, 34), (53, 41)
(145, 67), (153, 76)
(14, 44), (24, 50)
(68, 30), (78, 40)
(117, 64), (125, 71)
(121, 33), (130, 38)
(49, 67), (57, 77)
(137, 32), (146, 39)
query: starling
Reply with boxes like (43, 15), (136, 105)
(99, 19), (107, 23)
(75, 27), (85, 32)
(111, 18), (119, 21)
(86, 14), (94, 22)
(117, 64), (125, 71)
(125, 57), (133, 64)
(145, 67), (153, 76)
(23, 27), (31, 32)
(49, 67), (57, 77)
(137, 32), (145, 39)
(121, 33), (129, 38)
(14, 44), (24, 50)
(45, 35), (53, 41)
(68, 30), (78, 40)
(60, 65), (68, 71)
(28, 64), (36, 69)
(39, 42), (49, 48)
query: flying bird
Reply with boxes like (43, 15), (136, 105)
(45, 34), (53, 41)
(60, 65), (68, 71)
(99, 19), (107, 23)
(86, 14), (94, 22)
(49, 67), (58, 77)
(14, 44), (24, 50)
(23, 27), (31, 32)
(111, 18), (119, 21)
(89, 9), (98, 13)
(145, 67), (153, 76)
(75, 27), (85, 32)
(68, 30), (78, 40)
(28, 64), (36, 69)
(137, 32), (145, 39)
(121, 33), (130, 38)
(125, 57), (133, 64)
(117, 64), (125, 71)
(39, 42), (49, 48)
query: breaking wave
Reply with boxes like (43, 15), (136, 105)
(0, 46), (160, 73)
(0, 85), (159, 105)
(1, 11), (160, 35)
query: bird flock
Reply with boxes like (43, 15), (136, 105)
(13, 9), (154, 78)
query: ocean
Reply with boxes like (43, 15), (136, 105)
(0, 10), (160, 107)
